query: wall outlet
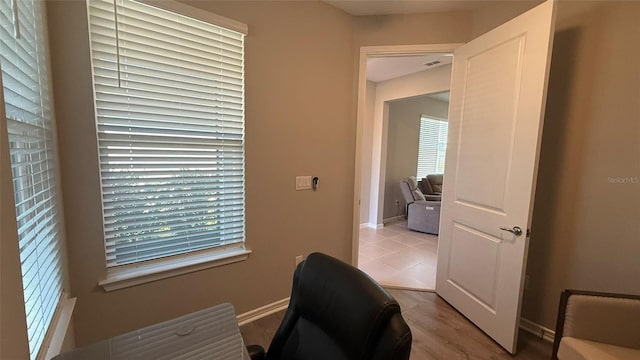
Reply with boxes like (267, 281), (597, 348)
(295, 255), (304, 266)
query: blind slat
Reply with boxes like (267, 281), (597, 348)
(102, 192), (245, 209)
(103, 204), (244, 227)
(104, 213), (244, 239)
(417, 116), (449, 178)
(106, 229), (244, 256)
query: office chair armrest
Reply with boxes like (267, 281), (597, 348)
(246, 344), (266, 360)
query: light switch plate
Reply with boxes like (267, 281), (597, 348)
(296, 176), (312, 190)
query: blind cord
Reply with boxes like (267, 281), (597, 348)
(113, 0), (122, 88)
(11, 0), (20, 39)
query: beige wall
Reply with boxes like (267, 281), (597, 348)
(47, 1), (479, 345)
(471, 1), (540, 37)
(47, 1), (478, 346)
(521, 0), (640, 329)
(383, 96), (448, 220)
(353, 11), (472, 47)
(43, 0), (639, 348)
(47, 0), (355, 345)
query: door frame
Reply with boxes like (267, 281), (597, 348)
(351, 44), (463, 266)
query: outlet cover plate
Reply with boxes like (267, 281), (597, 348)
(296, 176), (312, 190)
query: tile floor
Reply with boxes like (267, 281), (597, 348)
(357, 221), (438, 290)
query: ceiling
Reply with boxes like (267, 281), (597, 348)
(394, 91), (450, 107)
(426, 91), (450, 102)
(325, 0), (505, 16)
(366, 53), (452, 83)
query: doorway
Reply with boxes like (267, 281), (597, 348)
(352, 2), (555, 353)
(359, 92), (450, 291)
(352, 45), (461, 291)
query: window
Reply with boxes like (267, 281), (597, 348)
(416, 115), (448, 178)
(87, 0), (247, 269)
(0, 0), (65, 358)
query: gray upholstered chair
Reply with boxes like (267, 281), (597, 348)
(399, 177), (440, 235)
(418, 174), (443, 201)
(552, 290), (640, 360)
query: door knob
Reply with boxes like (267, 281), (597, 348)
(500, 226), (523, 236)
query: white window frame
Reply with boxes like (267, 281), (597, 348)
(85, 0), (251, 291)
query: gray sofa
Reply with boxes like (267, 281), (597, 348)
(399, 176), (441, 235)
(418, 174), (443, 201)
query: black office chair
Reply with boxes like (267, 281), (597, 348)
(247, 252), (412, 360)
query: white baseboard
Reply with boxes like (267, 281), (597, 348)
(520, 317), (555, 343)
(361, 223), (382, 229)
(236, 299), (554, 345)
(383, 215), (405, 224)
(236, 298), (290, 326)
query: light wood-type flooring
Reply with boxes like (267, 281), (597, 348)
(240, 290), (551, 359)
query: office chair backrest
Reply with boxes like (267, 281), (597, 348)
(265, 252), (412, 360)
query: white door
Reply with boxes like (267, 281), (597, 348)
(435, 0), (556, 353)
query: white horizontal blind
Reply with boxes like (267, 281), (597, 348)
(416, 116), (448, 178)
(0, 0), (64, 358)
(87, 0), (246, 267)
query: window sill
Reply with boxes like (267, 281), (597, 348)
(99, 247), (252, 292)
(41, 295), (76, 360)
